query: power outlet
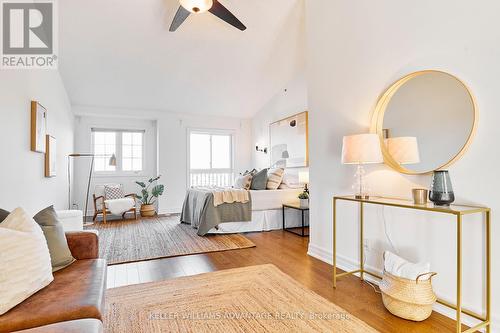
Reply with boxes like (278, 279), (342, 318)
(363, 238), (370, 252)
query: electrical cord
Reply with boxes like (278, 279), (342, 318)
(361, 205), (398, 294)
(361, 246), (381, 294)
(381, 205), (398, 254)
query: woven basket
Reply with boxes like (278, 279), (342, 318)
(379, 270), (437, 321)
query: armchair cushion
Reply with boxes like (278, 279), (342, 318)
(104, 184), (124, 200)
(104, 197), (135, 216)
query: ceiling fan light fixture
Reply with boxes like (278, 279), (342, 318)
(179, 0), (213, 14)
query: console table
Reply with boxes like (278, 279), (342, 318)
(333, 195), (491, 333)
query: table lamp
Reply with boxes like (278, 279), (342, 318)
(385, 137), (420, 165)
(341, 134), (383, 199)
(299, 171), (309, 193)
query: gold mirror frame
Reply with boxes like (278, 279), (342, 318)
(370, 70), (478, 175)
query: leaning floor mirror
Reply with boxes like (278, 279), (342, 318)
(269, 111), (309, 168)
(371, 70), (477, 175)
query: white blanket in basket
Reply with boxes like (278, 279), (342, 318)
(384, 251), (430, 280)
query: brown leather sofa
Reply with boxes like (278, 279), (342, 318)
(0, 232), (106, 333)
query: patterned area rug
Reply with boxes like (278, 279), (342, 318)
(84, 215), (255, 265)
(105, 264), (378, 333)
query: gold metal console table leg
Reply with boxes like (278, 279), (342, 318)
(486, 209), (491, 333)
(360, 202), (364, 281)
(456, 214), (462, 333)
(333, 197), (337, 288)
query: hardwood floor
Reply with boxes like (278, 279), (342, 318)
(106, 229), (464, 333)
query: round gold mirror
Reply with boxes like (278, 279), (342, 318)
(371, 70), (477, 175)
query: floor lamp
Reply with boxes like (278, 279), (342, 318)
(68, 153), (117, 225)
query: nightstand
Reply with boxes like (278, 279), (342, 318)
(282, 202), (309, 237)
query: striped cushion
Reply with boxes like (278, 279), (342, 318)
(266, 168), (285, 190)
(0, 208), (54, 315)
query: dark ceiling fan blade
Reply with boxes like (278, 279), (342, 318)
(169, 6), (190, 32)
(208, 0), (246, 31)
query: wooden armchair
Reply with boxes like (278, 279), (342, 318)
(92, 184), (137, 223)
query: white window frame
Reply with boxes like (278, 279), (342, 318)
(91, 128), (146, 177)
(187, 128), (235, 187)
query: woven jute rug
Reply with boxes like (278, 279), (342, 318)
(85, 215), (255, 265)
(105, 264), (378, 333)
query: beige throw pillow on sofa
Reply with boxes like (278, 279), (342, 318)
(0, 208), (54, 315)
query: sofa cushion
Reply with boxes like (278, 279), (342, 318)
(0, 208), (54, 315)
(0, 259), (106, 333)
(34, 206), (76, 272)
(12, 319), (103, 333)
(0, 208), (9, 222)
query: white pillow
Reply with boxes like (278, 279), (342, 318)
(281, 172), (299, 186)
(234, 174), (252, 190)
(266, 168), (285, 190)
(279, 173), (304, 189)
(0, 208), (54, 315)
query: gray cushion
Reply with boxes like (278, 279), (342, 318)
(250, 169), (268, 190)
(33, 206), (76, 272)
(0, 208), (9, 222)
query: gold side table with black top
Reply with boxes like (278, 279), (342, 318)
(333, 195), (491, 333)
(282, 202), (309, 237)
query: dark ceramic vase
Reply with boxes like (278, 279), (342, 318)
(429, 170), (455, 206)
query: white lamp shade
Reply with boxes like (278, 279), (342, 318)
(180, 0), (213, 13)
(299, 171), (309, 184)
(341, 134), (383, 164)
(385, 136), (420, 165)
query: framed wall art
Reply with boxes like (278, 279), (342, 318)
(31, 101), (47, 153)
(45, 135), (56, 177)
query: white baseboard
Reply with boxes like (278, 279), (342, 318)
(307, 242), (498, 332)
(159, 206), (182, 214)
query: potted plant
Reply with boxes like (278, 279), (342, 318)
(135, 176), (164, 217)
(298, 191), (309, 208)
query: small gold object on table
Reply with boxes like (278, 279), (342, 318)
(332, 195), (491, 333)
(412, 188), (428, 205)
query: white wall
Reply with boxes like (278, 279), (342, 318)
(72, 115), (157, 214)
(252, 74), (308, 170)
(305, 0), (500, 329)
(0, 71), (73, 214)
(73, 106), (252, 214)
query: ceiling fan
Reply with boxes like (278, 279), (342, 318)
(169, 0), (246, 32)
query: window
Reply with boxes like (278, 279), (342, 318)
(93, 131), (116, 172)
(92, 129), (144, 173)
(122, 132), (143, 171)
(189, 130), (233, 187)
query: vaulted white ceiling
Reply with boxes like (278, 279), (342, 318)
(59, 0), (305, 118)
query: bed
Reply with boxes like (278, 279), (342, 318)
(180, 188), (305, 235)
